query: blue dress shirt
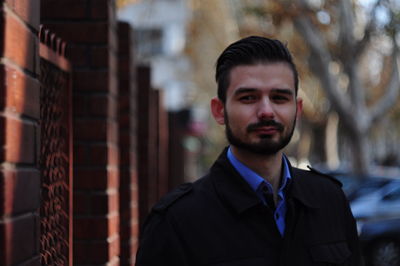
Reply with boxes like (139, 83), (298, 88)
(227, 147), (292, 236)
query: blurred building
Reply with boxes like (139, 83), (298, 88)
(118, 0), (194, 111)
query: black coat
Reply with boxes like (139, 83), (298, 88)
(136, 150), (362, 266)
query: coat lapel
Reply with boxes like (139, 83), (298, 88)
(210, 148), (262, 215)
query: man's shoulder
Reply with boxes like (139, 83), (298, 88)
(292, 166), (343, 188)
(152, 182), (195, 213)
(289, 166), (347, 209)
(152, 174), (213, 214)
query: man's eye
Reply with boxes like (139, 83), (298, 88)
(239, 95), (257, 102)
(272, 95), (289, 102)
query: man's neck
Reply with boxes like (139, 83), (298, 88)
(230, 146), (283, 194)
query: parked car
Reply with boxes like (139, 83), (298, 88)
(327, 172), (392, 202)
(359, 217), (400, 266)
(351, 179), (400, 220)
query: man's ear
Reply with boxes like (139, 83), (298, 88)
(210, 97), (225, 125)
(296, 97), (303, 119)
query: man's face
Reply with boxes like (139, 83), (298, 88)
(211, 62), (302, 155)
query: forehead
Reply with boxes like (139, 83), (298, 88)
(227, 62), (295, 95)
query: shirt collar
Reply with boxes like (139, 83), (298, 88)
(227, 146), (292, 193)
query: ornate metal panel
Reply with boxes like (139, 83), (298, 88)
(39, 54), (72, 266)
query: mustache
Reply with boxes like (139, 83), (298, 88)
(247, 120), (284, 133)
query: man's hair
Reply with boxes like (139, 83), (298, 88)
(215, 36), (299, 102)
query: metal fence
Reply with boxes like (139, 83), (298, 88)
(39, 26), (73, 266)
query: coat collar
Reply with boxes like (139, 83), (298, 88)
(210, 148), (261, 214)
(210, 148), (320, 215)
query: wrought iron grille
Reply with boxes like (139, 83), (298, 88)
(40, 58), (72, 266)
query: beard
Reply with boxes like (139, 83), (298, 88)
(225, 113), (296, 155)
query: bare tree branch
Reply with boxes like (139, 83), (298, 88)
(370, 42), (400, 125)
(293, 13), (353, 128)
(338, 0), (355, 56)
(354, 21), (376, 60)
(354, 0), (381, 60)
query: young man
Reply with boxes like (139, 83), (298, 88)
(136, 36), (361, 266)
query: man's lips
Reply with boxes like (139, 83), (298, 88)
(247, 120), (284, 134)
(252, 126), (279, 134)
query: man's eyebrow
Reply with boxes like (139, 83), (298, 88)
(271, 88), (294, 95)
(233, 87), (258, 96)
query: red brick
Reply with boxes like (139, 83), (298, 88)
(74, 168), (108, 190)
(5, 117), (37, 164)
(0, 116), (4, 159)
(118, 93), (130, 114)
(67, 45), (90, 68)
(72, 94), (88, 116)
(88, 144), (108, 165)
(90, 46), (108, 68)
(108, 144), (119, 167)
(75, 236), (120, 264)
(119, 147), (130, 166)
(107, 167), (119, 190)
(4, 11), (38, 73)
(118, 58), (131, 84)
(74, 167), (118, 190)
(0, 68), (5, 109)
(74, 119), (107, 141)
(0, 213), (39, 265)
(130, 169), (138, 184)
(3, 64), (40, 119)
(41, 0), (88, 20)
(120, 171), (133, 194)
(43, 22), (108, 44)
(73, 241), (89, 264)
(107, 120), (119, 146)
(91, 192), (119, 215)
(89, 0), (108, 19)
(73, 214), (119, 239)
(108, 96), (118, 119)
(73, 143), (89, 166)
(5, 0), (40, 30)
(73, 192), (90, 215)
(73, 70), (108, 92)
(89, 94), (109, 116)
(1, 169), (40, 215)
(118, 22), (132, 54)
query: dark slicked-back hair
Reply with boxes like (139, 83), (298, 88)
(215, 36), (299, 102)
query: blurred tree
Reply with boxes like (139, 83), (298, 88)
(185, 0), (240, 169)
(283, 0), (399, 175)
(239, 0), (400, 175)
(186, 0), (400, 176)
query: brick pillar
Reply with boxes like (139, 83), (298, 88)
(41, 0), (120, 265)
(118, 22), (139, 265)
(136, 66), (158, 226)
(155, 90), (169, 199)
(168, 110), (191, 189)
(0, 1), (41, 265)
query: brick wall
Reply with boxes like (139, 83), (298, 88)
(41, 0), (121, 265)
(118, 22), (139, 265)
(1, 1), (181, 264)
(136, 67), (171, 226)
(136, 66), (156, 226)
(155, 89), (169, 199)
(0, 0), (41, 265)
(168, 110), (191, 189)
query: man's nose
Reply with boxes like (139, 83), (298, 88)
(257, 99), (274, 120)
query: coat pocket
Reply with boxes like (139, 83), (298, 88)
(309, 242), (351, 265)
